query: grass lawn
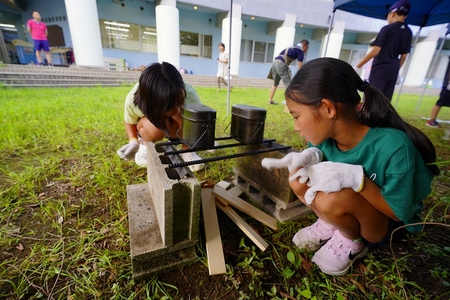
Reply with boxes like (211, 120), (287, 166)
(1, 85), (449, 299)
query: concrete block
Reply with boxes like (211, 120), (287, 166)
(234, 170), (311, 222)
(127, 183), (197, 281)
(145, 142), (201, 247)
(234, 143), (311, 222)
(235, 143), (297, 203)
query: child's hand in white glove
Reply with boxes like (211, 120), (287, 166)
(261, 147), (323, 173)
(289, 161), (365, 205)
(117, 139), (140, 160)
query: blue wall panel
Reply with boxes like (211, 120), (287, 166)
(11, 0), (319, 78)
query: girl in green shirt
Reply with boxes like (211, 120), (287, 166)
(262, 57), (438, 276)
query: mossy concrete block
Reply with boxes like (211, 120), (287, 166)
(127, 183), (163, 259)
(234, 171), (311, 222)
(235, 143), (296, 203)
(234, 142), (311, 221)
(145, 142), (200, 247)
(127, 183), (197, 281)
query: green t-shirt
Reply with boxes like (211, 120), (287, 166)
(314, 127), (434, 233)
(123, 82), (201, 124)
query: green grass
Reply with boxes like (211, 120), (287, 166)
(1, 85), (449, 299)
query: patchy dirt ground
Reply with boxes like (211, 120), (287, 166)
(2, 161), (450, 299)
(159, 212), (450, 299)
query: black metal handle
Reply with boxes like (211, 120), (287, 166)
(167, 145), (291, 169)
(163, 138), (276, 156)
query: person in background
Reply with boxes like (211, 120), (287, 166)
(262, 57), (438, 276)
(27, 10), (52, 66)
(216, 42), (230, 92)
(117, 62), (205, 172)
(268, 39), (309, 105)
(356, 0), (412, 101)
(426, 57), (450, 128)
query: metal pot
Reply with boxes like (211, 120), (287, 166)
(181, 103), (216, 150)
(230, 104), (266, 144)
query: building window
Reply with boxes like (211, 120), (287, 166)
(99, 19), (157, 53)
(240, 40), (275, 63)
(141, 26), (157, 53)
(180, 31), (212, 58)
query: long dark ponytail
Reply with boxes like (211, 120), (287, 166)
(285, 57), (439, 176)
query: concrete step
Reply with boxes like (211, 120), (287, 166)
(0, 63), (276, 89)
(4, 83), (134, 88)
(0, 72), (139, 79)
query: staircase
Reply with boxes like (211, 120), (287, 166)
(0, 64), (275, 89)
(0, 64), (140, 88)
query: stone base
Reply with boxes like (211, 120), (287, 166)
(234, 170), (311, 222)
(127, 183), (197, 281)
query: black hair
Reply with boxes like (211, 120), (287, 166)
(31, 10), (40, 16)
(285, 57), (439, 176)
(299, 39), (309, 45)
(395, 10), (408, 16)
(134, 62), (186, 131)
(218, 42), (225, 49)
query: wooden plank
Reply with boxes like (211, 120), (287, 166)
(213, 185), (278, 231)
(200, 179), (216, 188)
(201, 188), (226, 275)
(215, 199), (269, 251)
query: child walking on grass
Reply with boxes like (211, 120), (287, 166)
(117, 62), (205, 171)
(262, 57), (439, 276)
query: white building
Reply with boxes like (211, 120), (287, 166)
(0, 0), (448, 87)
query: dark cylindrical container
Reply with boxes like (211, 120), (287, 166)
(230, 104), (266, 144)
(181, 103), (216, 150)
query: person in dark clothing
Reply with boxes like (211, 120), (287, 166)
(356, 0), (412, 101)
(426, 56), (450, 128)
(268, 39), (309, 104)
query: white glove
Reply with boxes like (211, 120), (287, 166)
(261, 148), (323, 173)
(290, 161), (365, 205)
(117, 139), (140, 160)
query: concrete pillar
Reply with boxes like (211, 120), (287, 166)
(404, 30), (440, 86)
(274, 14), (297, 58)
(321, 20), (345, 58)
(14, 17), (27, 42)
(155, 0), (180, 69)
(221, 3), (242, 76)
(64, 0), (104, 67)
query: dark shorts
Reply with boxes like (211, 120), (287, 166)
(436, 89), (450, 107)
(368, 78), (397, 101)
(364, 219), (407, 250)
(34, 40), (50, 52)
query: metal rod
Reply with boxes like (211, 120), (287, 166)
(167, 145), (291, 169)
(394, 27), (422, 108)
(227, 0), (233, 116)
(164, 139), (277, 156)
(154, 139), (183, 147)
(324, 9), (335, 57)
(155, 136), (234, 147)
(416, 30), (447, 111)
(215, 136), (234, 141)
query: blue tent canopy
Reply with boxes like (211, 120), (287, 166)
(334, 0), (450, 28)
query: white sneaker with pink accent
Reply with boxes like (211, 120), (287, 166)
(311, 230), (368, 276)
(292, 218), (336, 251)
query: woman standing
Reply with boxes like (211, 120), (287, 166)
(216, 42), (229, 92)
